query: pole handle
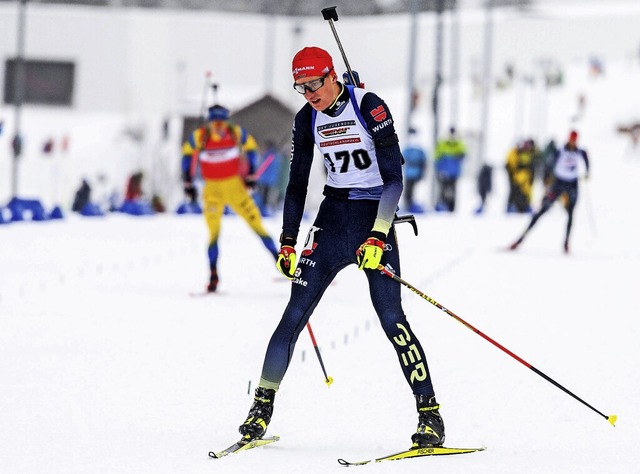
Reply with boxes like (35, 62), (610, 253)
(321, 6), (338, 21)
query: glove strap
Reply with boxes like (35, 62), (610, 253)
(280, 245), (295, 257)
(369, 230), (386, 243)
(363, 237), (384, 250)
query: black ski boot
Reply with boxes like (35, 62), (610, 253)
(411, 395), (445, 448)
(239, 387), (276, 440)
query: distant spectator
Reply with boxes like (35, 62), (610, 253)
(125, 171), (144, 201)
(401, 128), (428, 213)
(72, 179), (91, 212)
(588, 56), (604, 77)
(475, 164), (493, 215)
(434, 126), (466, 212)
(505, 138), (539, 213)
(571, 93), (586, 122)
(151, 194), (166, 213)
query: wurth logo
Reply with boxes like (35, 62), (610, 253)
(372, 119), (392, 133)
(370, 105), (387, 122)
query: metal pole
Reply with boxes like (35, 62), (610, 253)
(405, 0), (419, 135)
(449, 1), (461, 128)
(430, 0), (445, 207)
(478, 0), (494, 167)
(11, 0), (28, 198)
(432, 0), (444, 147)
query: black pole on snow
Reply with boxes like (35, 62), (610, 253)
(11, 0), (28, 199)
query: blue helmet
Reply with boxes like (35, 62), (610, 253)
(208, 104), (229, 121)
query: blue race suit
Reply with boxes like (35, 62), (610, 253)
(258, 84), (436, 398)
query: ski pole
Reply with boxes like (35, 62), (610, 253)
(377, 264), (617, 427)
(321, 6), (358, 87)
(252, 153), (276, 181)
(306, 322), (334, 387)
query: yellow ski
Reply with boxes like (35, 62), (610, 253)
(209, 435), (280, 459)
(338, 446), (485, 466)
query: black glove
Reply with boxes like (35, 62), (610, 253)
(184, 183), (197, 203)
(244, 175), (257, 189)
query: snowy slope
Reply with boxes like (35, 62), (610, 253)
(1, 138), (639, 474)
(1, 159), (638, 474)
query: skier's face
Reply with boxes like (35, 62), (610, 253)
(295, 73), (339, 111)
(208, 120), (226, 135)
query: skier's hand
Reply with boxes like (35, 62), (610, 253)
(183, 183), (197, 202)
(276, 245), (297, 280)
(244, 174), (257, 189)
(356, 234), (385, 270)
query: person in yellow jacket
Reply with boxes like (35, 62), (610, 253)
(182, 104), (278, 292)
(505, 138), (539, 213)
(434, 127), (466, 212)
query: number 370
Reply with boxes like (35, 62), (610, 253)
(323, 149), (372, 173)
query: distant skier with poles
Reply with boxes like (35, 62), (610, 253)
(237, 46), (445, 449)
(182, 104), (278, 292)
(509, 130), (590, 254)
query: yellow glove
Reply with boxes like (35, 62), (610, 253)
(276, 245), (297, 280)
(356, 236), (385, 270)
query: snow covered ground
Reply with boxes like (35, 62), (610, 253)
(2, 7), (640, 471)
(1, 134), (639, 474)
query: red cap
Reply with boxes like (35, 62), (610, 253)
(292, 47), (334, 81)
(569, 130), (578, 142)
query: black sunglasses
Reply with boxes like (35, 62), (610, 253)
(293, 70), (333, 94)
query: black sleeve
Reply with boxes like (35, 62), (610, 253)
(281, 104), (316, 244)
(581, 149), (590, 174)
(359, 92), (403, 187)
(358, 91), (403, 236)
(359, 92), (399, 144)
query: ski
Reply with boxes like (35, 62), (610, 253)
(208, 435), (280, 459)
(337, 445), (485, 466)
